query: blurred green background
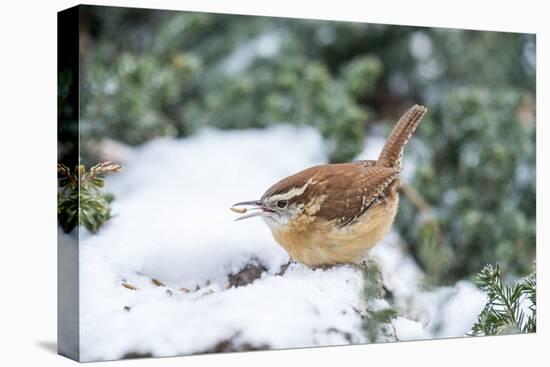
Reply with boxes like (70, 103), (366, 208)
(65, 5), (535, 285)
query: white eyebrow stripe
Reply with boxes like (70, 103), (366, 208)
(268, 178), (313, 202)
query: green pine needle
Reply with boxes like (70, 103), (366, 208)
(362, 259), (398, 342)
(470, 263), (536, 336)
(57, 161), (122, 233)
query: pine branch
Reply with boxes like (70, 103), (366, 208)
(400, 182), (450, 284)
(362, 259), (398, 342)
(470, 264), (536, 336)
(58, 161), (122, 233)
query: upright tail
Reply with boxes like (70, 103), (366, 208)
(377, 104), (427, 168)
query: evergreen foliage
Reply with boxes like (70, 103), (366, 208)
(397, 90), (535, 283)
(470, 264), (536, 336)
(57, 162), (122, 233)
(78, 9), (391, 164)
(362, 260), (398, 342)
(68, 7), (536, 285)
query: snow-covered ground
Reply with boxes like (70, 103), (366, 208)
(71, 126), (486, 362)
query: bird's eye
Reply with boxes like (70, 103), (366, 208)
(277, 200), (288, 208)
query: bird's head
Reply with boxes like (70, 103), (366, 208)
(232, 172), (316, 229)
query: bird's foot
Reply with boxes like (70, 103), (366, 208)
(312, 263), (339, 271)
(348, 259), (371, 274)
(276, 258), (295, 276)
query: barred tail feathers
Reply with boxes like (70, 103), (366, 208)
(377, 104), (427, 168)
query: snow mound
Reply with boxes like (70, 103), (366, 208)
(75, 125), (485, 361)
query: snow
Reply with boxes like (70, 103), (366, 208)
(392, 317), (429, 341)
(72, 125), (486, 361)
(370, 234), (486, 338)
(433, 282), (488, 338)
(79, 262), (366, 360)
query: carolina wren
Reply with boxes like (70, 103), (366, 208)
(232, 105), (427, 267)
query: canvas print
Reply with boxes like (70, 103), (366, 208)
(57, 5), (536, 362)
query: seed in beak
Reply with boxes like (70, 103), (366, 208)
(231, 200), (272, 221)
(230, 206), (247, 214)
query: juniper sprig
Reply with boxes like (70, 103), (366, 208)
(470, 264), (536, 336)
(57, 161), (122, 233)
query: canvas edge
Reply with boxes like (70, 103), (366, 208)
(57, 4), (81, 362)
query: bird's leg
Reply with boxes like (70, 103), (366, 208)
(312, 263), (339, 271)
(352, 259), (370, 273)
(276, 257), (295, 276)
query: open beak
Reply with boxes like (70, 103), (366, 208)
(231, 200), (274, 221)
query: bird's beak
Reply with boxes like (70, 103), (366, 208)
(231, 200), (274, 221)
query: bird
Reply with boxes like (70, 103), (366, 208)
(231, 104), (427, 267)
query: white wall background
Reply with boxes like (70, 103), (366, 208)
(0, 0), (546, 366)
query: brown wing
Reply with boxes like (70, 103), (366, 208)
(315, 164), (400, 226)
